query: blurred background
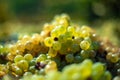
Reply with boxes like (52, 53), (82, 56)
(0, 0), (120, 46)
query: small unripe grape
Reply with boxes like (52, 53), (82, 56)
(65, 54), (74, 63)
(36, 54), (47, 62)
(17, 60), (29, 71)
(14, 67), (23, 76)
(67, 26), (75, 35)
(48, 48), (57, 57)
(45, 61), (57, 74)
(24, 54), (33, 62)
(44, 37), (53, 47)
(14, 55), (24, 63)
(53, 41), (61, 51)
(80, 40), (90, 50)
(80, 30), (90, 38)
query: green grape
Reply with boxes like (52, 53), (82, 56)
(80, 40), (90, 50)
(14, 67), (23, 76)
(58, 34), (66, 42)
(23, 72), (32, 77)
(46, 71), (61, 80)
(53, 41), (61, 51)
(29, 59), (36, 66)
(65, 31), (72, 40)
(100, 71), (111, 80)
(50, 28), (60, 38)
(14, 55), (24, 63)
(17, 60), (29, 71)
(44, 37), (53, 47)
(65, 54), (74, 63)
(57, 25), (66, 34)
(84, 37), (92, 43)
(90, 42), (100, 50)
(32, 75), (45, 80)
(80, 30), (90, 38)
(74, 55), (83, 63)
(45, 61), (57, 74)
(80, 50), (90, 59)
(48, 48), (57, 57)
(70, 43), (80, 53)
(92, 62), (105, 80)
(29, 66), (36, 73)
(36, 54), (47, 62)
(24, 54), (33, 62)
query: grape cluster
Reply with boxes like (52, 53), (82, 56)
(0, 14), (120, 80)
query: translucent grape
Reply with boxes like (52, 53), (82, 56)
(52, 41), (61, 51)
(17, 60), (29, 71)
(14, 55), (24, 63)
(80, 40), (90, 50)
(44, 37), (53, 47)
(36, 54), (47, 62)
(24, 54), (33, 62)
(65, 54), (74, 63)
(48, 48), (57, 57)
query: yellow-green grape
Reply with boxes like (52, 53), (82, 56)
(100, 71), (111, 80)
(24, 54), (33, 62)
(57, 25), (66, 34)
(31, 75), (45, 80)
(80, 50), (90, 59)
(80, 30), (90, 38)
(13, 67), (23, 76)
(84, 37), (92, 43)
(17, 60), (29, 72)
(44, 37), (53, 47)
(36, 54), (47, 62)
(75, 59), (92, 79)
(29, 66), (36, 73)
(92, 63), (105, 80)
(50, 29), (60, 38)
(53, 41), (61, 51)
(45, 61), (57, 74)
(48, 48), (57, 57)
(65, 54), (74, 63)
(24, 41), (33, 50)
(80, 40), (90, 50)
(58, 34), (66, 42)
(14, 55), (24, 63)
(46, 71), (61, 80)
(67, 26), (75, 35)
